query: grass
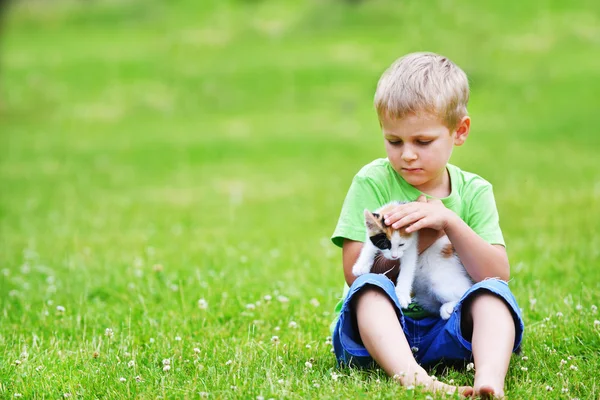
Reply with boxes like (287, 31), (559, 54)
(1, 0), (599, 398)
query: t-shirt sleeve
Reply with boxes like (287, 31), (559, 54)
(466, 184), (505, 247)
(331, 175), (387, 248)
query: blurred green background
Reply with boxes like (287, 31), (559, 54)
(1, 0), (599, 398)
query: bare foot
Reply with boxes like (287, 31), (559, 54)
(474, 384), (504, 399)
(394, 371), (473, 397)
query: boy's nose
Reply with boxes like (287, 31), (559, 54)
(401, 149), (417, 161)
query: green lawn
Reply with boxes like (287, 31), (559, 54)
(1, 0), (599, 398)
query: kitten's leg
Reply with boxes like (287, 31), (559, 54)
(440, 301), (458, 320)
(352, 245), (377, 277)
(395, 246), (418, 308)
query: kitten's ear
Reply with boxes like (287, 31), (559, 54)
(364, 209), (383, 231)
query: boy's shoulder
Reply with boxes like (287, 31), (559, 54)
(447, 164), (494, 194)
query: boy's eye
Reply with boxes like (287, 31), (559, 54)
(417, 140), (432, 145)
(387, 140), (402, 145)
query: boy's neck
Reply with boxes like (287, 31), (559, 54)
(414, 167), (451, 198)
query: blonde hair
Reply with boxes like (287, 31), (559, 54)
(374, 52), (469, 129)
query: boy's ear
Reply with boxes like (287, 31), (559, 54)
(453, 116), (471, 146)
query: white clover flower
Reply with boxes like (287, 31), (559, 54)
(128, 360), (135, 368)
(594, 320), (600, 328)
(310, 298), (320, 307)
(35, 366), (43, 372)
(288, 321), (298, 329)
(163, 365), (171, 372)
(105, 328), (114, 338)
(522, 356), (529, 361)
(557, 372), (563, 377)
(14, 394), (22, 398)
(562, 388), (569, 393)
(277, 295), (289, 303)
(556, 312), (564, 318)
(546, 385), (553, 391)
(264, 295), (272, 302)
(135, 375), (143, 382)
(570, 365), (578, 371)
(194, 347), (201, 354)
(149, 338), (155, 343)
(331, 372), (339, 380)
(271, 336), (280, 344)
(162, 359), (170, 366)
(406, 385), (415, 390)
(278, 379), (284, 384)
(246, 304), (256, 310)
(199, 392), (209, 398)
(392, 372), (405, 380)
(175, 336), (182, 341)
(521, 367), (528, 371)
(529, 298), (537, 309)
(576, 304), (583, 311)
(63, 394), (71, 398)
(466, 363), (475, 371)
(14, 360), (21, 366)
(306, 344), (311, 349)
(198, 299), (208, 310)
(225, 359), (233, 365)
(305, 361), (313, 369)
(152, 264), (164, 272)
(313, 383), (320, 388)
(119, 377), (126, 382)
(56, 305), (65, 313)
(560, 359), (567, 365)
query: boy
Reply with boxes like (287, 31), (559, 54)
(330, 52), (524, 398)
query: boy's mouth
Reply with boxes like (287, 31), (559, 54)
(402, 168), (423, 173)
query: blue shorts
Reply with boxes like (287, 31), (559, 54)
(332, 273), (524, 368)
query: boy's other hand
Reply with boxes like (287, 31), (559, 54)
(383, 196), (457, 234)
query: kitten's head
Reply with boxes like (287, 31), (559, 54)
(364, 206), (416, 260)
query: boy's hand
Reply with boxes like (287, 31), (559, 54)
(383, 195), (456, 233)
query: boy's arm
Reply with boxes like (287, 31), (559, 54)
(444, 214), (510, 282)
(383, 199), (510, 282)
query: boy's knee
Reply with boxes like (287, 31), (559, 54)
(351, 285), (392, 311)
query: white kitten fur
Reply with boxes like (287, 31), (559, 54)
(352, 202), (419, 309)
(412, 235), (473, 319)
(352, 202), (473, 319)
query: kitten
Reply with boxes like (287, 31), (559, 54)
(352, 201), (473, 319)
(352, 201), (419, 309)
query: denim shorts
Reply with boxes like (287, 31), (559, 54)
(332, 273), (524, 368)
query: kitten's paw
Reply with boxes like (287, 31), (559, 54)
(440, 302), (457, 320)
(352, 263), (371, 277)
(395, 289), (412, 309)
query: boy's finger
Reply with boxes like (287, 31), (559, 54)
(416, 195), (427, 203)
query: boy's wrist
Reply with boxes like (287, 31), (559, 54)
(444, 211), (463, 233)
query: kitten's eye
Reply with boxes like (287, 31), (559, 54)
(398, 243), (404, 247)
(379, 239), (391, 250)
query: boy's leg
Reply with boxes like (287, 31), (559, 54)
(461, 292), (516, 398)
(355, 287), (473, 395)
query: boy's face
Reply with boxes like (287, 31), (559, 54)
(380, 113), (469, 193)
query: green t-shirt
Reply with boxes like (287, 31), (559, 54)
(330, 158), (505, 329)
